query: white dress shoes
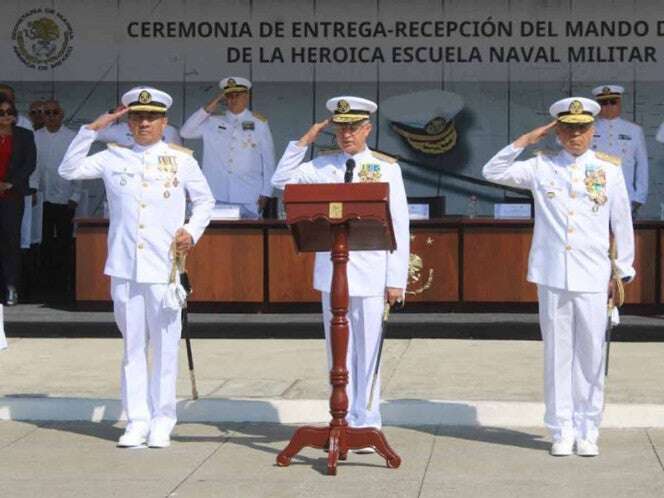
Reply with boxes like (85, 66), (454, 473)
(576, 439), (599, 457)
(550, 438), (574, 456)
(148, 428), (171, 448)
(117, 425), (149, 448)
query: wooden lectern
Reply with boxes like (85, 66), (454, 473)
(276, 182), (402, 475)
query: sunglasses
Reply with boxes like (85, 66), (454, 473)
(0, 110), (16, 117)
(600, 99), (619, 106)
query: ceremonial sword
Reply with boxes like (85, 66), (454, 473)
(367, 302), (393, 411)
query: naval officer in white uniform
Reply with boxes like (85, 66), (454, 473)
(180, 77), (275, 218)
(59, 87), (214, 448)
(590, 85), (648, 216)
(483, 97), (635, 457)
(271, 97), (410, 446)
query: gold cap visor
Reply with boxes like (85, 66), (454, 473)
(331, 113), (369, 124)
(223, 87), (248, 96)
(557, 114), (594, 124)
(129, 105), (167, 113)
(595, 94), (622, 101)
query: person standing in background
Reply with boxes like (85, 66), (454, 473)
(181, 77), (275, 218)
(591, 85), (648, 217)
(35, 100), (79, 296)
(0, 94), (36, 305)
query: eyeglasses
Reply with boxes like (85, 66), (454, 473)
(43, 109), (61, 116)
(334, 122), (368, 134)
(600, 99), (619, 106)
(0, 110), (16, 117)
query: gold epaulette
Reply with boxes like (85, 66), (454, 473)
(252, 111), (268, 123)
(106, 142), (130, 149)
(371, 150), (397, 164)
(318, 148), (340, 156)
(595, 151), (621, 166)
(168, 143), (193, 155)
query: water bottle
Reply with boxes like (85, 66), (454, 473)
(465, 195), (479, 219)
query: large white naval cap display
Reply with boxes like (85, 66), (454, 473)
(326, 96), (377, 124)
(381, 89), (464, 155)
(219, 76), (252, 95)
(592, 84), (625, 101)
(549, 97), (600, 124)
(121, 86), (172, 113)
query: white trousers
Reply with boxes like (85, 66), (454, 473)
(322, 292), (384, 429)
(538, 285), (608, 443)
(111, 277), (181, 434)
(20, 195), (31, 249)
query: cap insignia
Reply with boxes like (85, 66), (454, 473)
(425, 117), (445, 135)
(138, 90), (152, 104)
(569, 100), (583, 114)
(336, 99), (351, 114)
(227, 78), (237, 88)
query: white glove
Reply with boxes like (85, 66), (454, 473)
(163, 279), (188, 311)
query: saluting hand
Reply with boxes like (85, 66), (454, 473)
(175, 228), (194, 254)
(297, 118), (331, 147)
(204, 92), (226, 114)
(88, 105), (129, 132)
(513, 120), (557, 149)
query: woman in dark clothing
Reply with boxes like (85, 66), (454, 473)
(0, 94), (36, 305)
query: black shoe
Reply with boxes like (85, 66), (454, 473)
(6, 286), (18, 306)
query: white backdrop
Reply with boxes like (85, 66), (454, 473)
(3, 0), (664, 217)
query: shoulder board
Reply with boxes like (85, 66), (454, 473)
(371, 150), (397, 164)
(168, 143), (193, 156)
(252, 111), (268, 123)
(106, 142), (130, 149)
(318, 148), (340, 156)
(595, 151), (621, 166)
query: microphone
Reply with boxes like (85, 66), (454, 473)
(344, 159), (355, 183)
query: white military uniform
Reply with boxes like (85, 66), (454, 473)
(96, 122), (182, 147)
(483, 140), (635, 444)
(591, 117), (648, 206)
(180, 107), (275, 218)
(59, 125), (214, 439)
(272, 142), (410, 428)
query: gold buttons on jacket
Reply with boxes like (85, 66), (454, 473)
(567, 227), (574, 234)
(143, 182), (148, 188)
(570, 192), (577, 199)
(138, 243), (144, 249)
(565, 245), (572, 251)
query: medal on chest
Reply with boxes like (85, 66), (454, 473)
(584, 165), (607, 211)
(358, 163), (382, 182)
(157, 155), (179, 199)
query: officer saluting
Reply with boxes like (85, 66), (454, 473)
(180, 77), (275, 218)
(483, 97), (635, 457)
(591, 85), (649, 217)
(59, 87), (214, 448)
(271, 97), (410, 447)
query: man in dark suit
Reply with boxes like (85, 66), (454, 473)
(0, 94), (36, 305)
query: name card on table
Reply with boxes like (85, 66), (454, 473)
(493, 203), (531, 219)
(408, 204), (430, 220)
(211, 203), (241, 220)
